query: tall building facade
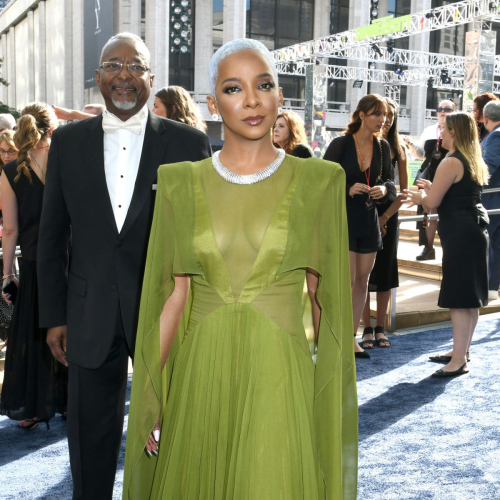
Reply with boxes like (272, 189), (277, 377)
(0, 0), (495, 136)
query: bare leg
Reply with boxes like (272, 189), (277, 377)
(426, 220), (438, 249)
(350, 251), (376, 353)
(376, 290), (391, 326)
(467, 308), (479, 353)
(362, 294), (372, 328)
(441, 308), (474, 372)
(374, 290), (391, 346)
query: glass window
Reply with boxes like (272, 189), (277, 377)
(330, 0), (349, 36)
(169, 1), (195, 90)
(247, 0), (314, 99)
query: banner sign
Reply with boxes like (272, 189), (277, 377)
(407, 160), (423, 186)
(355, 14), (412, 41)
(84, 0), (114, 89)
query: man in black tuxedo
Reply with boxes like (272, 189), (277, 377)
(37, 32), (211, 500)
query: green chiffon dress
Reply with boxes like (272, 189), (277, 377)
(123, 155), (358, 499)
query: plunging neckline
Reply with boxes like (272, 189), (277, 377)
(192, 158), (303, 304)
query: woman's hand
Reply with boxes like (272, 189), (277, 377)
(368, 185), (387, 200)
(145, 418), (161, 457)
(349, 183), (370, 197)
(415, 179), (432, 194)
(1, 276), (18, 306)
(379, 219), (387, 237)
(403, 189), (424, 208)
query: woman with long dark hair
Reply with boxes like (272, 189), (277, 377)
(324, 94), (396, 358)
(361, 98), (408, 348)
(406, 112), (489, 377)
(0, 102), (67, 428)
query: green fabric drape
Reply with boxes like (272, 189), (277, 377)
(123, 156), (357, 499)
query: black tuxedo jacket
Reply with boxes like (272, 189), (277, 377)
(37, 112), (211, 368)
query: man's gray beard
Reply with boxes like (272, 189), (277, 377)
(111, 97), (137, 111)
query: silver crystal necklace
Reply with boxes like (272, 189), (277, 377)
(212, 149), (286, 185)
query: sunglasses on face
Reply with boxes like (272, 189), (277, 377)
(436, 107), (453, 113)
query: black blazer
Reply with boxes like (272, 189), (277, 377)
(37, 112), (211, 368)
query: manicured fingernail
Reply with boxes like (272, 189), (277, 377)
(152, 449), (158, 456)
(153, 430), (160, 442)
(146, 449), (152, 457)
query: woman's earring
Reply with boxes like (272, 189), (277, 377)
(212, 113), (219, 121)
(278, 107), (283, 114)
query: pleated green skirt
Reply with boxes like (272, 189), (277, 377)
(150, 303), (325, 499)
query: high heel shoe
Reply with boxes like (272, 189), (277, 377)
(17, 418), (50, 430)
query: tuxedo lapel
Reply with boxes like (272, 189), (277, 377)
(83, 115), (119, 233)
(120, 112), (169, 236)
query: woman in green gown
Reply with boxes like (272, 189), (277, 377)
(123, 39), (358, 500)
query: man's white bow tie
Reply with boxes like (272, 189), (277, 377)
(102, 112), (143, 135)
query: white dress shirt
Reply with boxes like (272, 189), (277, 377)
(103, 106), (148, 232)
(418, 123), (442, 148)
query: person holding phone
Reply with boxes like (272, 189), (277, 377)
(0, 103), (67, 430)
(403, 100), (455, 261)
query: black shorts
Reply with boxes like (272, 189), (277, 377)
(349, 233), (382, 254)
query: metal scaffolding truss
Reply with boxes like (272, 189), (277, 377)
(276, 63), (464, 90)
(272, 0), (500, 65)
(309, 45), (466, 72)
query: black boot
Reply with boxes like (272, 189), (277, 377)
(416, 247), (435, 261)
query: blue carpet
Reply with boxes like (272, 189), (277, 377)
(0, 314), (499, 500)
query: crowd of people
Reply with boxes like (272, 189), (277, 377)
(0, 31), (497, 500)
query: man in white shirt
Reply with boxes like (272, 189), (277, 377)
(37, 32), (211, 500)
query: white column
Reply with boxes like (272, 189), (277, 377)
(0, 34), (7, 105)
(36, 0), (47, 102)
(27, 10), (35, 103)
(146, 0), (169, 101)
(313, 0), (330, 39)
(223, 0), (246, 44)
(346, 0), (370, 108)
(7, 27), (15, 108)
(72, 0), (84, 110)
(114, 0), (141, 35)
(194, 0), (212, 94)
(408, 0), (430, 136)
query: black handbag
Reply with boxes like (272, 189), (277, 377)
(374, 139), (397, 203)
(476, 204), (490, 227)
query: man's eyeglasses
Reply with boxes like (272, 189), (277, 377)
(99, 62), (150, 76)
(436, 107), (453, 113)
(0, 149), (16, 157)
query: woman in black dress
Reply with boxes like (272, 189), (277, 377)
(404, 100), (455, 261)
(273, 110), (313, 158)
(324, 94), (396, 358)
(0, 102), (67, 428)
(0, 130), (18, 347)
(361, 98), (408, 348)
(405, 112), (489, 377)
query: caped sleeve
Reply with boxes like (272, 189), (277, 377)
(279, 158), (358, 499)
(123, 163), (201, 499)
